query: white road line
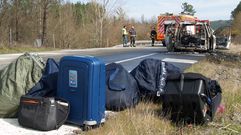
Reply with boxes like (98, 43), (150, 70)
(114, 53), (158, 64)
(37, 52), (62, 55)
(162, 58), (197, 64)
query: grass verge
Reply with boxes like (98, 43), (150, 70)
(0, 46), (58, 54)
(81, 51), (241, 135)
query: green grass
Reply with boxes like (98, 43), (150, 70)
(80, 53), (241, 135)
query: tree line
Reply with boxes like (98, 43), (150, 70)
(1, 0), (240, 49)
(0, 0), (154, 49)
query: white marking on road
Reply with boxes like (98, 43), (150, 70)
(37, 52), (62, 55)
(162, 58), (197, 64)
(114, 53), (158, 64)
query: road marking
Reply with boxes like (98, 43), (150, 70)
(162, 58), (197, 64)
(114, 53), (158, 64)
(37, 52), (62, 55)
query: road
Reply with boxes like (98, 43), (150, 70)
(0, 44), (206, 135)
(0, 44), (205, 71)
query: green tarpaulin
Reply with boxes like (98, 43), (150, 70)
(0, 53), (45, 118)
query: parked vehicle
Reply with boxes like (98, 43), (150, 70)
(165, 20), (216, 52)
(215, 26), (231, 49)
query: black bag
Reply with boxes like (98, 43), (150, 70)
(18, 96), (69, 131)
(27, 58), (59, 97)
(131, 58), (181, 96)
(106, 63), (139, 111)
(162, 73), (222, 124)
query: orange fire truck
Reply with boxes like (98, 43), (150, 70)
(156, 13), (198, 44)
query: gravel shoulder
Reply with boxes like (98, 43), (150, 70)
(0, 119), (79, 135)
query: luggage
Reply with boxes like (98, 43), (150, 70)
(162, 73), (222, 124)
(18, 96), (69, 131)
(0, 53), (45, 118)
(27, 58), (59, 97)
(57, 56), (106, 127)
(106, 63), (139, 111)
(131, 58), (181, 96)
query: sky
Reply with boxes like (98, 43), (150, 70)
(69, 0), (240, 21)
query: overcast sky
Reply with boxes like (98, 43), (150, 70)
(69, 0), (240, 21)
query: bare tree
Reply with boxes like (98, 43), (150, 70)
(89, 0), (121, 47)
(0, 0), (9, 43)
(41, 0), (51, 46)
(0, 0), (8, 27)
(115, 7), (126, 20)
(14, 0), (20, 42)
(0, 0), (150, 49)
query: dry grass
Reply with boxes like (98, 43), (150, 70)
(0, 45), (58, 54)
(80, 49), (241, 135)
(87, 102), (175, 135)
(220, 44), (241, 54)
(185, 53), (241, 134)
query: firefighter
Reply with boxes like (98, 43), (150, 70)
(129, 26), (136, 47)
(150, 27), (157, 46)
(122, 25), (128, 47)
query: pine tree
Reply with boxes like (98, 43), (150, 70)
(181, 2), (196, 16)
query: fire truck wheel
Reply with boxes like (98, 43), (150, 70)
(162, 41), (166, 47)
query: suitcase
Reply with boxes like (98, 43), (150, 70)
(162, 73), (218, 124)
(57, 56), (106, 127)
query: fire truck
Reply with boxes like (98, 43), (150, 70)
(156, 13), (216, 52)
(156, 13), (197, 45)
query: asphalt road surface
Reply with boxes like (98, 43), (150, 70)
(0, 44), (205, 71)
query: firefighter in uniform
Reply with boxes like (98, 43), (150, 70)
(150, 27), (157, 46)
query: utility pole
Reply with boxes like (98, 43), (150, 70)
(53, 34), (55, 48)
(9, 28), (13, 47)
(41, 0), (50, 47)
(15, 0), (19, 42)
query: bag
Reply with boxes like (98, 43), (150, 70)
(162, 73), (222, 124)
(106, 63), (139, 111)
(131, 58), (180, 96)
(18, 96), (69, 131)
(0, 53), (45, 118)
(27, 58), (59, 97)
